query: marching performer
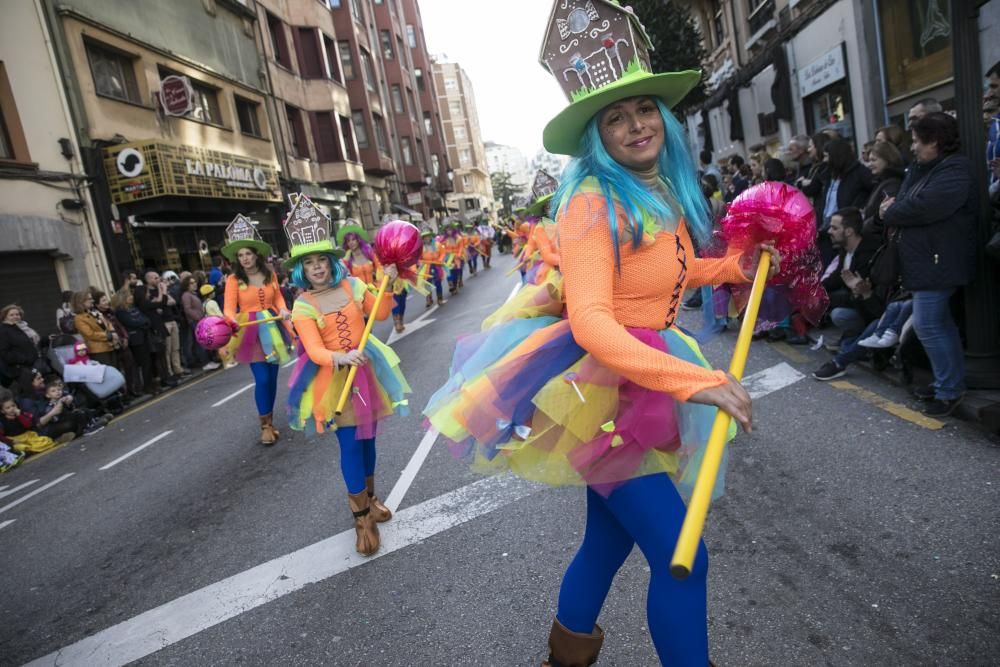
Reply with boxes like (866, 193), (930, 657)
(442, 223), (465, 295)
(221, 214), (294, 446)
(475, 218), (495, 269)
(284, 196), (410, 556)
(425, 2), (779, 664)
(464, 223), (482, 275)
(339, 221), (379, 286)
(420, 229), (447, 308)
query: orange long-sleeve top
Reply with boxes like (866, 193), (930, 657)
(345, 254), (380, 285)
(558, 192), (750, 402)
(223, 274), (288, 322)
(293, 280), (392, 367)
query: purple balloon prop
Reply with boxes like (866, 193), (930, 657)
(196, 316), (234, 350)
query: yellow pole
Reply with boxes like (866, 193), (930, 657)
(670, 252), (771, 580)
(238, 314), (284, 328)
(334, 274), (391, 416)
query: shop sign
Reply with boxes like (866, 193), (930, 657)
(406, 192), (423, 206)
(159, 75), (193, 117)
(798, 46), (846, 98)
(103, 141), (282, 205)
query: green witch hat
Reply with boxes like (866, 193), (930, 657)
(221, 214), (273, 262)
(281, 194), (343, 270)
(335, 220), (371, 246)
(538, 0), (700, 156)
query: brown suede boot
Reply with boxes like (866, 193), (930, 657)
(366, 475), (392, 523)
(259, 414), (278, 446)
(393, 314), (405, 333)
(437, 295), (447, 306)
(348, 490), (380, 556)
(541, 619), (603, 667)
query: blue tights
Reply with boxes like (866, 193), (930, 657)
(335, 426), (377, 494)
(392, 291), (407, 317)
(557, 474), (709, 665)
(249, 362), (280, 416)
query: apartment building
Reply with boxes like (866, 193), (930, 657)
(484, 142), (531, 196)
(433, 60), (494, 218)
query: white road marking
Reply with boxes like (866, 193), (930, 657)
(27, 475), (539, 667)
(282, 359), (297, 368)
(742, 362), (806, 399)
(505, 282), (521, 304)
(211, 382), (255, 407)
(0, 479), (39, 500)
(384, 427), (439, 513)
(0, 519), (15, 531)
(0, 474), (74, 515)
(387, 305), (438, 345)
(98, 431), (173, 471)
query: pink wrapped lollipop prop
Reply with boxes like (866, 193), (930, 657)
(195, 316), (234, 350)
(672, 181), (818, 580)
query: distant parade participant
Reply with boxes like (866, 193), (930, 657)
(426, 1), (780, 664)
(283, 196), (410, 556)
(442, 223), (465, 295)
(221, 215), (294, 446)
(464, 223), (482, 275)
(339, 221), (379, 286)
(420, 230), (447, 308)
(475, 218), (495, 269)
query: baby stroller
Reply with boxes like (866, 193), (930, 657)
(47, 334), (127, 414)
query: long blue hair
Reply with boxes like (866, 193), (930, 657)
(552, 97), (710, 268)
(289, 253), (347, 290)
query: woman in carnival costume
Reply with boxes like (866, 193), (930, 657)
(420, 229), (447, 308)
(518, 193), (562, 286)
(442, 222), (465, 294)
(221, 214), (294, 446)
(339, 221), (379, 286)
(475, 218), (495, 269)
(284, 197), (410, 556)
(425, 2), (779, 664)
(464, 223), (482, 275)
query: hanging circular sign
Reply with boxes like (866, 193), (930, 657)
(116, 148), (145, 178)
(159, 75), (194, 117)
(198, 240), (210, 255)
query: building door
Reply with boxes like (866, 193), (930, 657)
(0, 252), (63, 339)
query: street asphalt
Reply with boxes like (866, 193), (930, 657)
(1, 252), (997, 667)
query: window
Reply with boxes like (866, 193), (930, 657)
(444, 77), (458, 91)
(188, 81), (221, 124)
(391, 84), (404, 114)
(360, 48), (376, 91)
(414, 67), (425, 92)
(350, 0), (363, 23)
(312, 112), (342, 163)
(372, 113), (388, 154)
(454, 125), (467, 140)
(406, 88), (417, 123)
(459, 148), (471, 165)
(86, 42), (140, 103)
(352, 110), (369, 148)
(711, 0), (725, 48)
(449, 99), (462, 116)
(415, 137), (427, 171)
(235, 97), (262, 137)
(286, 104), (310, 158)
(431, 153), (440, 177)
(401, 136), (413, 165)
(322, 35), (341, 82)
(267, 12), (293, 69)
(339, 41), (355, 79)
(295, 28), (324, 78)
(0, 63), (29, 162)
(462, 174), (472, 189)
(422, 111), (433, 136)
(380, 30), (393, 59)
(406, 24), (417, 48)
(340, 114), (358, 160)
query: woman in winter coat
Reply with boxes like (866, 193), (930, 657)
(97, 291), (140, 398)
(880, 112), (977, 417)
(861, 141), (906, 236)
(113, 288), (166, 394)
(0, 305), (40, 389)
(72, 291), (119, 368)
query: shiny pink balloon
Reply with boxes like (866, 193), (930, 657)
(196, 316), (233, 350)
(374, 219), (423, 282)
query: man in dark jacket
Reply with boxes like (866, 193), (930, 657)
(820, 207), (882, 338)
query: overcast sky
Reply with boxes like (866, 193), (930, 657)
(417, 0), (567, 161)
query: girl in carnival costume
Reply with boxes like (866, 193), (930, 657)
(475, 218), (495, 269)
(420, 230), (447, 308)
(221, 215), (294, 446)
(442, 223), (465, 294)
(518, 193), (561, 286)
(464, 223), (481, 275)
(284, 197), (410, 556)
(425, 3), (780, 663)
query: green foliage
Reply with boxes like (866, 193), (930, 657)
(630, 0), (708, 110)
(490, 170), (522, 216)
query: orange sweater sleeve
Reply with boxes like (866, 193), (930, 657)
(686, 248), (749, 288)
(292, 314), (334, 367)
(362, 285), (392, 321)
(559, 195), (729, 401)
(223, 275), (239, 322)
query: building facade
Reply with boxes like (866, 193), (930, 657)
(484, 142), (531, 195)
(0, 0), (113, 335)
(433, 60), (494, 218)
(42, 0), (283, 281)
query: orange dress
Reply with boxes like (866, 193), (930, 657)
(222, 274), (293, 364)
(420, 245), (446, 282)
(345, 253), (380, 286)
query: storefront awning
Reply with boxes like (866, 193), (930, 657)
(134, 220), (232, 228)
(392, 203), (423, 221)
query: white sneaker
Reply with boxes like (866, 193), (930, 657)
(857, 334), (882, 348)
(872, 330), (899, 348)
(202, 362), (221, 370)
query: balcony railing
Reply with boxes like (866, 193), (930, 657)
(748, 0), (775, 35)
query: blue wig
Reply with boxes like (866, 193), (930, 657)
(289, 253), (347, 290)
(552, 97), (710, 267)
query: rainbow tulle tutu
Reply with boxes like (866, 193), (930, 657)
(228, 310), (294, 364)
(424, 280), (734, 499)
(287, 336), (410, 439)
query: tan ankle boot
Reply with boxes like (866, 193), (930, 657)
(259, 414), (278, 446)
(541, 619), (603, 667)
(393, 314), (405, 333)
(366, 475), (392, 522)
(348, 490), (380, 556)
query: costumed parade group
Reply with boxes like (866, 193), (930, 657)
(206, 2), (806, 664)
